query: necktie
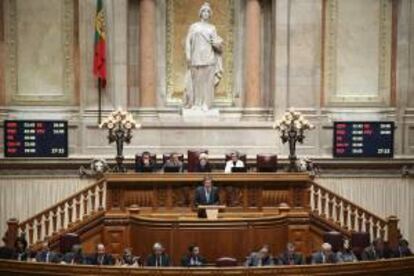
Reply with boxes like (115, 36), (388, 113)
(46, 252), (49, 263)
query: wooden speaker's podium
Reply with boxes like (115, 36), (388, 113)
(197, 205), (226, 219)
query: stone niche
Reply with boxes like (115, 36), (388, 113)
(4, 0), (75, 106)
(165, 0), (234, 106)
(323, 0), (392, 106)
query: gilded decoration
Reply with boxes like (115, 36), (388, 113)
(166, 0), (234, 105)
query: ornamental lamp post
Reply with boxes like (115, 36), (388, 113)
(273, 108), (315, 172)
(99, 108), (141, 172)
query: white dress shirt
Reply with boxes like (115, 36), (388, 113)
(224, 160), (245, 173)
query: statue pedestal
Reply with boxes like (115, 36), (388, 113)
(181, 108), (220, 122)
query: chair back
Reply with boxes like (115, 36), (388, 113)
(135, 153), (157, 172)
(215, 257), (238, 267)
(323, 231), (343, 252)
(256, 154), (277, 172)
(187, 150), (208, 172)
(59, 233), (80, 254)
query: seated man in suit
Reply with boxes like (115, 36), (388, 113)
(224, 152), (245, 173)
(163, 153), (183, 172)
(195, 176), (219, 206)
(146, 242), (170, 267)
(278, 242), (305, 265)
(246, 245), (274, 267)
(90, 243), (114, 265)
(311, 243), (337, 264)
(392, 239), (413, 258)
(14, 236), (29, 261)
(137, 151), (155, 172)
(361, 238), (390, 261)
(194, 153), (212, 173)
(62, 244), (87, 265)
(35, 241), (61, 263)
(181, 245), (206, 267)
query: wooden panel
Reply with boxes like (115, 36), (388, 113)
(104, 227), (128, 255)
(1, 257), (414, 275)
(105, 173), (311, 212)
(130, 226), (172, 260)
(128, 216), (291, 265)
(288, 225), (310, 255)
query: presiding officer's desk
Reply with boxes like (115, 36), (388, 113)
(1, 257), (414, 275)
(85, 173), (314, 264)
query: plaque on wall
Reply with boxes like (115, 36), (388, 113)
(4, 120), (68, 158)
(333, 122), (394, 158)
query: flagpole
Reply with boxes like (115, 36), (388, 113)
(98, 78), (102, 124)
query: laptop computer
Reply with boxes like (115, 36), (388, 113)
(164, 166), (181, 173)
(231, 167), (247, 173)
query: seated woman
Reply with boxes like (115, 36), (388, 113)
(194, 153), (212, 172)
(163, 153), (183, 173)
(117, 248), (140, 267)
(224, 152), (245, 173)
(137, 151), (155, 172)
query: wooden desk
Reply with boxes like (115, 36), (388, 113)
(105, 173), (311, 213)
(1, 257), (414, 275)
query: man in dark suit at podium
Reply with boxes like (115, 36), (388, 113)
(195, 176), (219, 206)
(194, 176), (220, 218)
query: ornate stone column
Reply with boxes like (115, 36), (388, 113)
(139, 0), (156, 107)
(244, 0), (262, 108)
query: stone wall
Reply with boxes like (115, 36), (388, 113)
(0, 0), (413, 158)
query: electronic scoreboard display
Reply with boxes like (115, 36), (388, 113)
(4, 120), (68, 158)
(333, 122), (394, 158)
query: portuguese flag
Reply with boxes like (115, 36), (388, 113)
(93, 0), (106, 87)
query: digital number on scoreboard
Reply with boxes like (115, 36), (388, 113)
(333, 122), (394, 158)
(4, 120), (68, 157)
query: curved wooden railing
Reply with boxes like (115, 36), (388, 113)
(1, 257), (414, 276)
(5, 178), (106, 248)
(310, 181), (399, 246)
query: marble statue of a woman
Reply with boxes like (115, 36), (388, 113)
(184, 2), (223, 110)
